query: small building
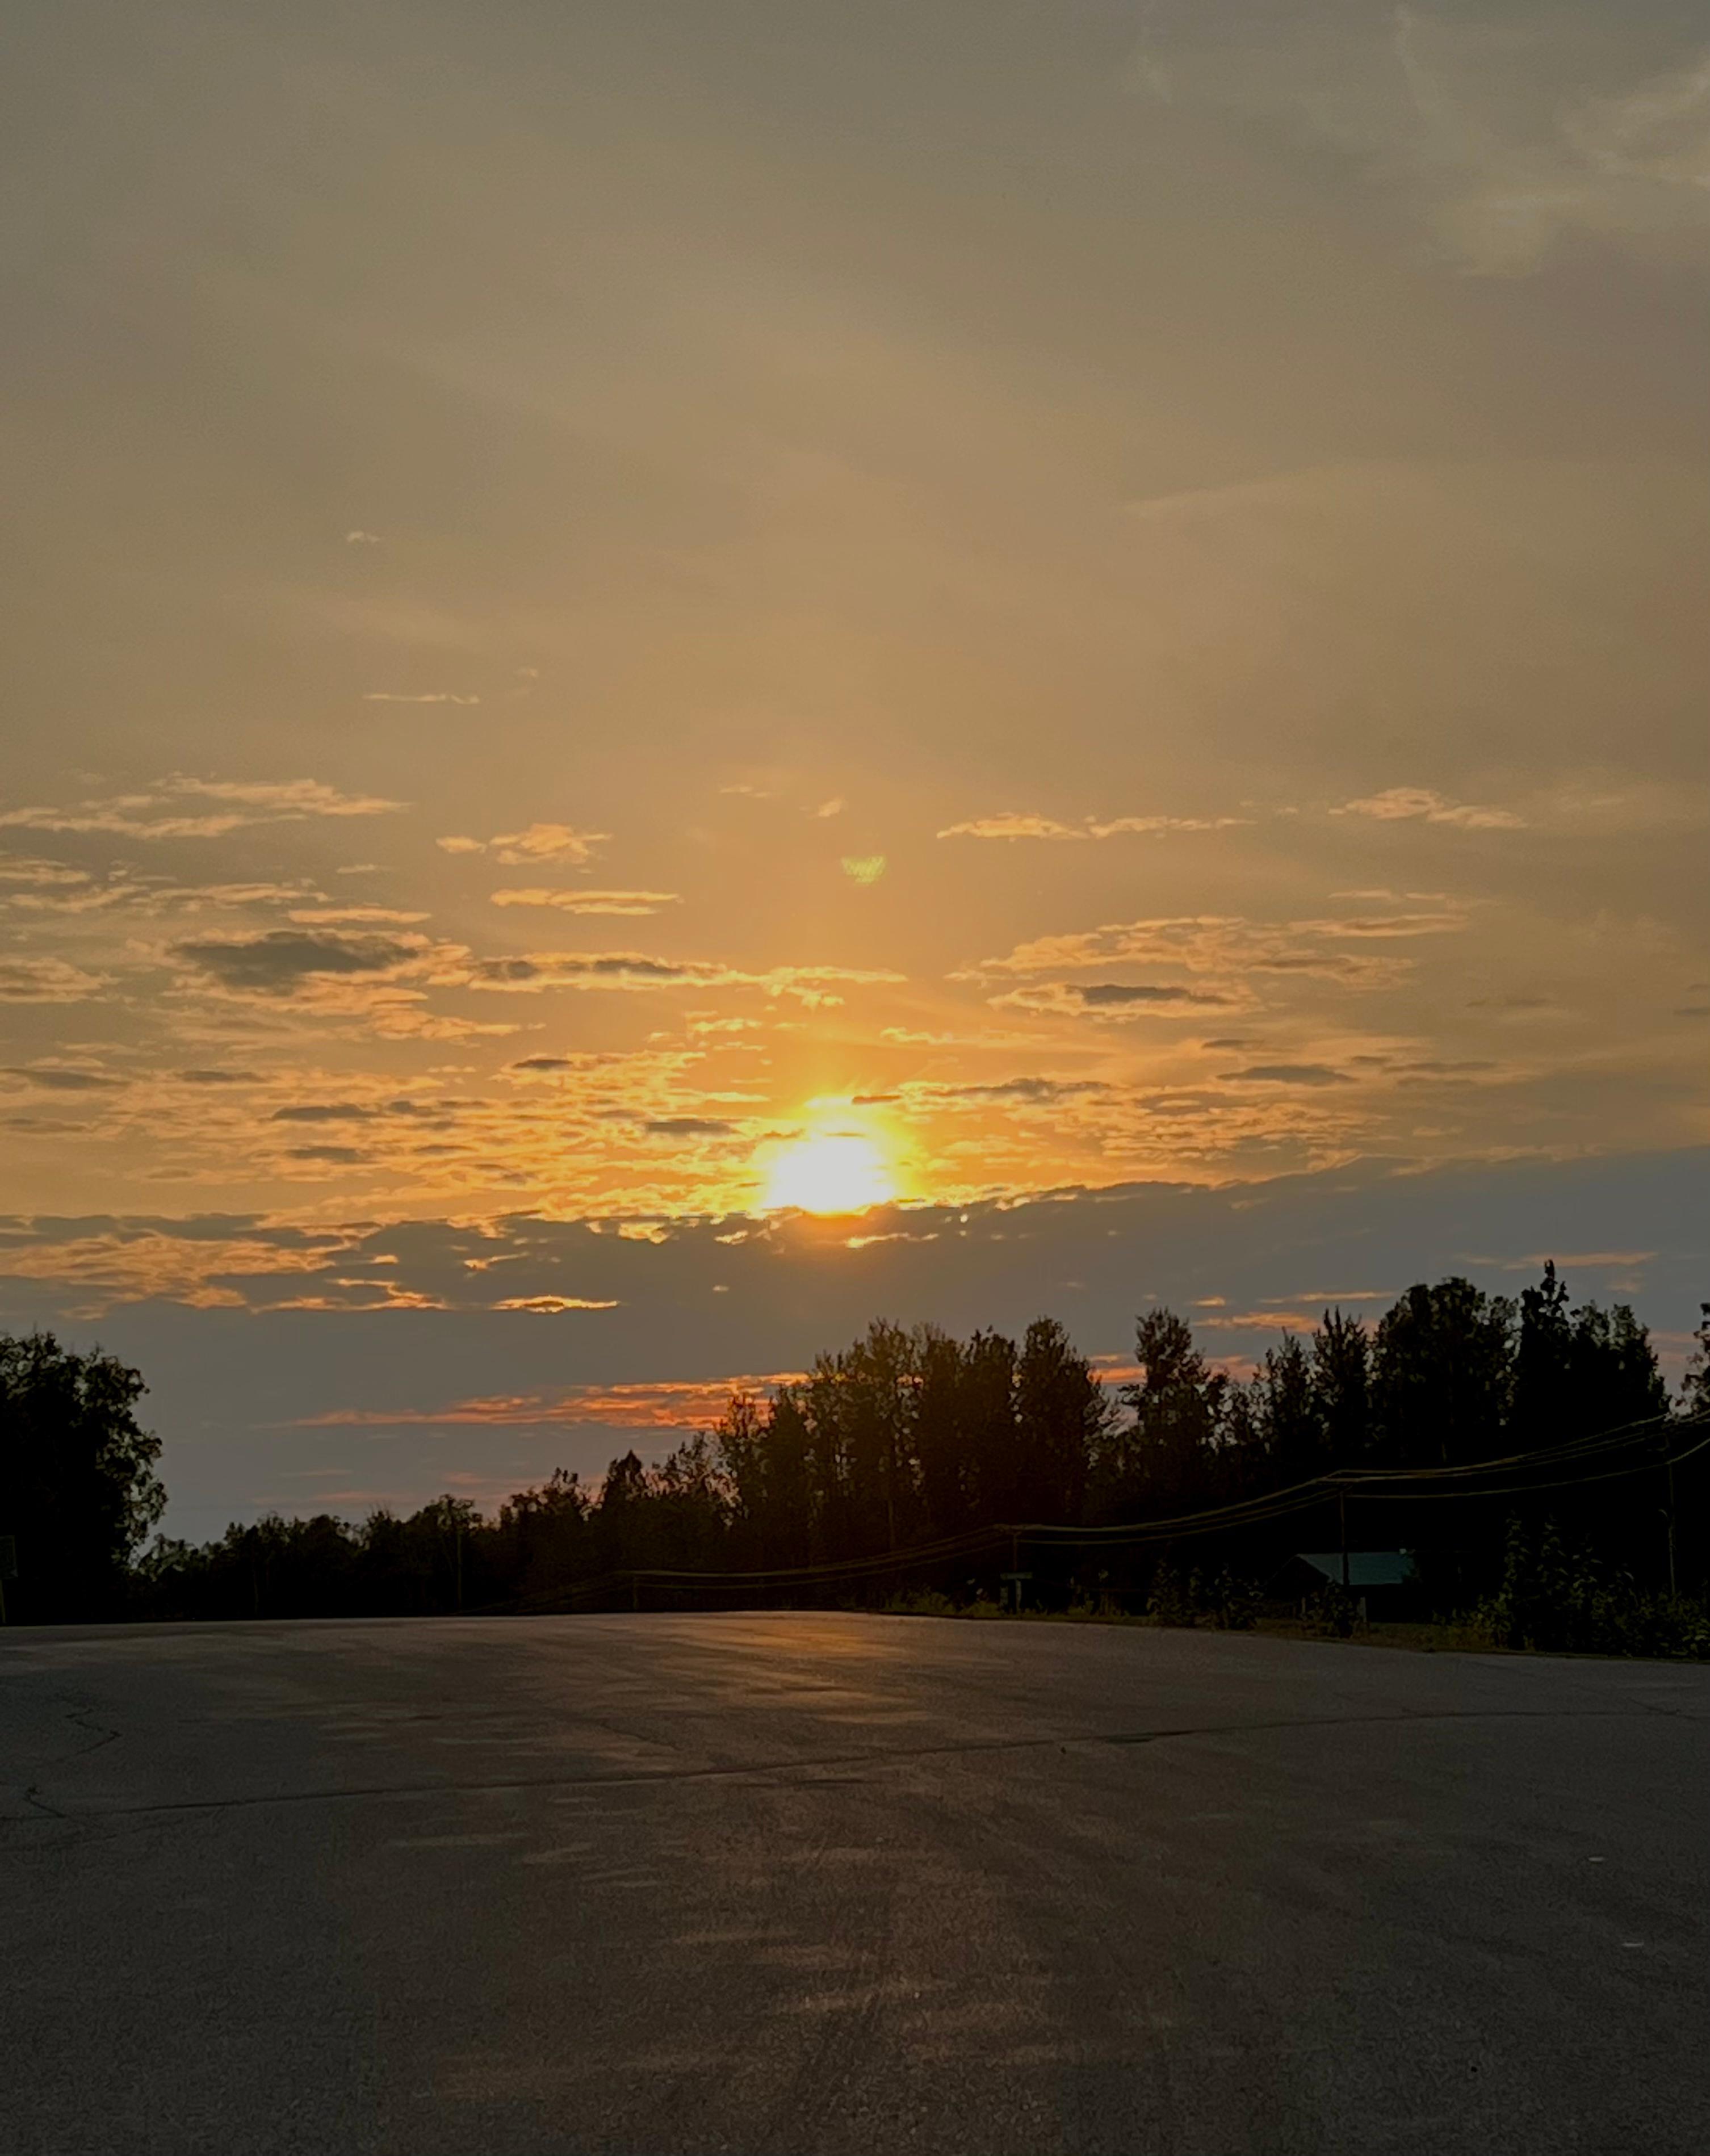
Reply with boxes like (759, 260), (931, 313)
(1268, 1550), (1418, 1611)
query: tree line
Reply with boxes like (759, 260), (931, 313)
(4, 1265), (1705, 1628)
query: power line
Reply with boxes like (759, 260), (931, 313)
(503, 1410), (1708, 1612)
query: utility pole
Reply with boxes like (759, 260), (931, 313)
(1339, 1491), (1349, 1593)
(1666, 1454), (1677, 1599)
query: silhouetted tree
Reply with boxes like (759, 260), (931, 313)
(1249, 1332), (1319, 1482)
(0, 1331), (164, 1621)
(1687, 1305), (1710, 1417)
(1371, 1280), (1514, 1466)
(1096, 1308), (1227, 1515)
(1311, 1307), (1373, 1464)
(125, 1272), (1708, 1625)
(1013, 1318), (1104, 1522)
(957, 1328), (1022, 1523)
(1513, 1261), (1575, 1449)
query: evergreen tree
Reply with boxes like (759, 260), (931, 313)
(1250, 1332), (1319, 1482)
(1311, 1307), (1373, 1466)
(1100, 1308), (1227, 1513)
(1013, 1317), (1103, 1523)
(1682, 1304), (1710, 1417)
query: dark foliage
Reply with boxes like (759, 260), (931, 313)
(0, 1332), (164, 1621)
(11, 1266), (1707, 1633)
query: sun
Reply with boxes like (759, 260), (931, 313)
(761, 1131), (896, 1215)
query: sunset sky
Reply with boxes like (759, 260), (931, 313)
(3, 1), (1707, 1534)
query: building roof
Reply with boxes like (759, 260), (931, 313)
(1293, 1551), (1416, 1589)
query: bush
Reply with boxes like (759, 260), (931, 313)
(1144, 1560), (1262, 1630)
(1474, 1518), (1710, 1659)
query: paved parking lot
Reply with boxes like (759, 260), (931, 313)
(3, 1613), (1705, 2153)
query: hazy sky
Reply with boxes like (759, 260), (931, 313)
(3, 1), (1707, 1533)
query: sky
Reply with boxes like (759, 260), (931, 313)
(2, 1), (1707, 1537)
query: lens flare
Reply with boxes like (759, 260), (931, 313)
(761, 1132), (895, 1214)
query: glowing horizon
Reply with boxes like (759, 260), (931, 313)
(2, 0), (1705, 1530)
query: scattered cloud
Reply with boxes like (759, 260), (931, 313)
(1087, 815), (1252, 838)
(489, 887), (680, 917)
(841, 855), (887, 884)
(492, 1295), (621, 1313)
(362, 691), (480, 706)
(437, 823), (609, 867)
(920, 1076), (1106, 1106)
(171, 928), (428, 995)
(1221, 1064), (1352, 1088)
(0, 957), (110, 1003)
(990, 980), (1244, 1021)
(1335, 786), (1523, 830)
(459, 951), (904, 1008)
(295, 1374), (805, 1431)
(0, 776), (405, 841)
(0, 857), (89, 888)
(940, 813), (1084, 841)
(344, 530), (382, 545)
(963, 911), (1465, 991)
(939, 812), (1248, 841)
(0, 1064), (124, 1091)
(1132, 9), (1710, 275)
(286, 905), (430, 926)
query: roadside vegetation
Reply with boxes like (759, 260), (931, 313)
(3, 1265), (1707, 1651)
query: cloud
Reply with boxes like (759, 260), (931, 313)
(269, 1103), (377, 1123)
(296, 1373), (803, 1431)
(171, 928), (427, 995)
(0, 775), (405, 840)
(1221, 1064), (1352, 1088)
(286, 906), (430, 926)
(0, 857), (89, 888)
(1133, 9), (1710, 275)
(0, 957), (110, 1003)
(1389, 15), (1710, 274)
(640, 1117), (737, 1139)
(437, 823), (610, 867)
(489, 887), (680, 916)
(940, 813), (1084, 841)
(362, 691), (481, 706)
(990, 980), (1244, 1021)
(965, 911), (1464, 991)
(939, 812), (1248, 841)
(1078, 983), (1200, 1007)
(921, 1076), (1105, 1106)
(841, 855), (887, 884)
(1335, 786), (1523, 830)
(1, 867), (337, 919)
(458, 951), (904, 1007)
(492, 1296), (621, 1313)
(0, 1064), (124, 1091)
(1085, 815), (1252, 838)
(344, 530), (382, 545)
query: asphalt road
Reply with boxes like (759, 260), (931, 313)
(2, 1614), (1705, 2155)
